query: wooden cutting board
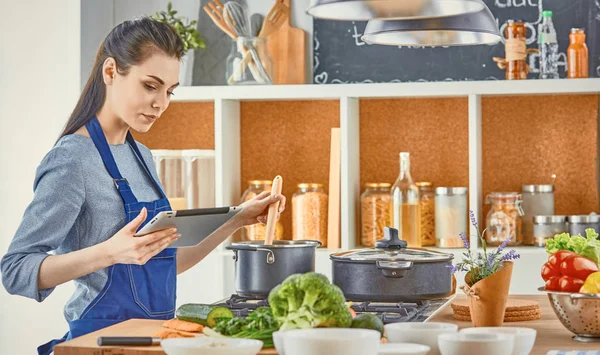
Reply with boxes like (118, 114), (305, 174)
(53, 319), (278, 355)
(266, 0), (306, 84)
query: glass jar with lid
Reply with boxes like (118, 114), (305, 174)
(521, 184), (554, 246)
(240, 180), (283, 241)
(435, 187), (468, 248)
(533, 215), (567, 247)
(485, 192), (524, 246)
(360, 183), (391, 247)
(292, 183), (328, 247)
(568, 214), (600, 237)
(416, 182), (435, 247)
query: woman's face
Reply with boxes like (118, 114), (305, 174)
(107, 51), (180, 133)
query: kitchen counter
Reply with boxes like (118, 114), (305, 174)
(54, 295), (600, 355)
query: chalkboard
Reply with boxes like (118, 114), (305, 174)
(312, 0), (599, 83)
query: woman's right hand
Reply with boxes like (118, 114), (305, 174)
(103, 207), (180, 265)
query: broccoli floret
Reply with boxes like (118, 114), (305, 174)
(268, 272), (352, 330)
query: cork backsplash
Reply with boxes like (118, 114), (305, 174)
(482, 94), (599, 219)
(240, 100), (340, 240)
(360, 98), (470, 191)
(133, 102), (215, 149)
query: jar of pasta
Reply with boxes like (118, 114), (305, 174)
(292, 183), (328, 247)
(485, 192), (524, 246)
(360, 183), (391, 247)
(416, 182), (435, 246)
(240, 180), (283, 241)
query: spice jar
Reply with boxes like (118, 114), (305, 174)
(292, 183), (328, 247)
(533, 215), (567, 247)
(416, 182), (435, 246)
(360, 183), (391, 247)
(567, 214), (600, 237)
(567, 28), (589, 78)
(504, 19), (528, 80)
(435, 187), (468, 248)
(485, 192), (524, 246)
(521, 184), (554, 246)
(240, 180), (283, 241)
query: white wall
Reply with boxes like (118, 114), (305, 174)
(0, 1), (81, 354)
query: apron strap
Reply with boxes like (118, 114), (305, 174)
(85, 116), (138, 204)
(125, 132), (168, 199)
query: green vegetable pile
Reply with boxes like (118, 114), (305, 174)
(268, 272), (353, 330)
(546, 229), (600, 265)
(208, 306), (279, 347)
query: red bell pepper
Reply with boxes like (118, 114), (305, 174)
(541, 250), (599, 292)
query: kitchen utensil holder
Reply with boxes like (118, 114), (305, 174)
(226, 36), (273, 85)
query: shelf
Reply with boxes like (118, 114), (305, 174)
(172, 78), (600, 102)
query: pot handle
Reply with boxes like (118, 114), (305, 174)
(376, 261), (413, 278)
(231, 248), (275, 264)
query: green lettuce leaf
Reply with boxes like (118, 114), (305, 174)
(545, 229), (600, 265)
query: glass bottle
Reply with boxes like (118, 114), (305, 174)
(240, 180), (283, 241)
(567, 28), (589, 79)
(504, 19), (528, 80)
(292, 183), (328, 247)
(360, 183), (392, 247)
(390, 152), (421, 248)
(416, 182), (435, 246)
(485, 192), (524, 246)
(538, 10), (559, 79)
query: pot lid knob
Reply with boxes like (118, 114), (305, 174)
(375, 227), (408, 250)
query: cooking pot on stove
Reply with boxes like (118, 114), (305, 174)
(227, 240), (321, 298)
(330, 226), (454, 302)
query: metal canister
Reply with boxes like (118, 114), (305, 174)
(568, 214), (600, 237)
(533, 215), (567, 247)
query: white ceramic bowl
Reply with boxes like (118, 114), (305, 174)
(384, 322), (459, 355)
(438, 332), (515, 355)
(161, 337), (263, 355)
(272, 331), (286, 355)
(460, 327), (536, 355)
(378, 342), (431, 355)
(281, 328), (381, 355)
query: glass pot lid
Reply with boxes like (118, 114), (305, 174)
(227, 240), (322, 250)
(330, 227), (453, 263)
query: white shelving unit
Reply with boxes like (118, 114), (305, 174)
(174, 79), (600, 298)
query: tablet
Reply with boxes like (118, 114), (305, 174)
(134, 206), (243, 248)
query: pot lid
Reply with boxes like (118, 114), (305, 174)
(227, 240), (322, 250)
(330, 227), (453, 263)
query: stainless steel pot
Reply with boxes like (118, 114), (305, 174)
(227, 240), (321, 298)
(330, 227), (454, 302)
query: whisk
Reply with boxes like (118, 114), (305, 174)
(223, 2), (272, 84)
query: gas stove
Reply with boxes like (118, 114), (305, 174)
(214, 294), (453, 324)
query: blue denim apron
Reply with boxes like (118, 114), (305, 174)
(38, 116), (177, 355)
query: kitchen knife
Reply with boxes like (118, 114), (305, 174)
(97, 336), (161, 346)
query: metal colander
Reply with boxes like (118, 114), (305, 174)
(540, 287), (600, 342)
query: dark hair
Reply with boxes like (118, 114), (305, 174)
(58, 17), (184, 140)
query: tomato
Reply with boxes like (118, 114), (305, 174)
(558, 276), (585, 293)
(545, 276), (561, 291)
(548, 250), (577, 267)
(541, 263), (559, 281)
(559, 255), (599, 281)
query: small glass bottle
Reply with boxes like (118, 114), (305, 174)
(567, 28), (589, 79)
(292, 183), (328, 247)
(240, 180), (283, 241)
(390, 152), (421, 248)
(485, 192), (524, 246)
(360, 183), (392, 247)
(504, 19), (528, 80)
(416, 182), (435, 247)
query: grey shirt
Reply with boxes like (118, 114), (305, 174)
(1, 134), (163, 322)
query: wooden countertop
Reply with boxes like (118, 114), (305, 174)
(54, 295), (600, 355)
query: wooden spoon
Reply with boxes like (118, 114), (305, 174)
(264, 175), (283, 246)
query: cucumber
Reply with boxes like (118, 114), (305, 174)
(176, 304), (234, 327)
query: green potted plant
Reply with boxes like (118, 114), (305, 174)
(446, 211), (521, 326)
(152, 2), (206, 86)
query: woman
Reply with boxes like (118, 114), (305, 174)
(0, 17), (286, 355)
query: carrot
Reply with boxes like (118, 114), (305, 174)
(162, 318), (204, 332)
(152, 329), (195, 339)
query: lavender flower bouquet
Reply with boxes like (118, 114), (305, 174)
(446, 210), (521, 286)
